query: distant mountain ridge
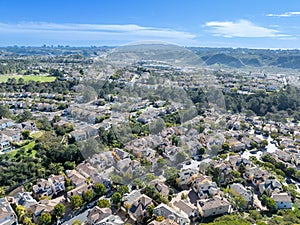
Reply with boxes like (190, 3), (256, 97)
(189, 47), (300, 69)
(1, 45), (300, 70)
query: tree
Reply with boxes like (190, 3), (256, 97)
(111, 192), (122, 206)
(70, 195), (83, 209)
(119, 185), (129, 196)
(97, 199), (110, 208)
(132, 178), (145, 189)
(39, 212), (52, 225)
(172, 135), (180, 146)
(83, 190), (94, 203)
(212, 214), (251, 225)
(21, 130), (31, 140)
(0, 105), (11, 119)
(23, 216), (34, 225)
(54, 203), (65, 218)
(72, 220), (82, 225)
(197, 146), (206, 155)
(176, 151), (187, 164)
(232, 195), (247, 211)
(260, 140), (268, 149)
(222, 143), (230, 152)
(94, 182), (106, 196)
(17, 109), (32, 122)
(261, 194), (277, 212)
(147, 204), (155, 217)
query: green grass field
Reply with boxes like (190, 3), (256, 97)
(0, 75), (56, 83)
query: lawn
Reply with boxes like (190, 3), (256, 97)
(8, 141), (36, 159)
(0, 75), (56, 83)
(30, 131), (45, 139)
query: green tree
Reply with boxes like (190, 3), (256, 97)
(94, 182), (106, 196)
(197, 146), (206, 155)
(97, 199), (111, 208)
(70, 195), (83, 209)
(83, 190), (94, 203)
(72, 220), (82, 225)
(260, 140), (268, 149)
(232, 195), (247, 211)
(175, 151), (187, 164)
(119, 185), (129, 196)
(111, 192), (122, 206)
(147, 204), (155, 217)
(39, 212), (52, 225)
(0, 105), (11, 119)
(261, 194), (277, 212)
(54, 203), (65, 218)
(172, 135), (180, 146)
(21, 130), (31, 139)
(132, 178), (145, 189)
(23, 216), (34, 225)
(17, 109), (32, 122)
(222, 143), (230, 152)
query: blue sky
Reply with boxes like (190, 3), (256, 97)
(0, 0), (300, 48)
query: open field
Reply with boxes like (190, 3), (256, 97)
(0, 74), (56, 83)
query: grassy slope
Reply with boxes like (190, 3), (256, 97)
(0, 75), (56, 83)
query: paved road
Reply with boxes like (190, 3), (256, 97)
(61, 210), (89, 225)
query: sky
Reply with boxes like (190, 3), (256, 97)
(0, 0), (300, 48)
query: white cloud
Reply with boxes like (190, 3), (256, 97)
(205, 19), (287, 38)
(0, 22), (196, 45)
(266, 11), (300, 17)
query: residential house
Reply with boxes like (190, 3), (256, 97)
(149, 219), (179, 225)
(197, 196), (231, 218)
(230, 183), (253, 206)
(258, 179), (282, 196)
(271, 193), (292, 209)
(0, 134), (10, 152)
(67, 184), (91, 199)
(178, 169), (198, 188)
(0, 119), (14, 130)
(66, 170), (87, 187)
(95, 215), (124, 225)
(171, 191), (198, 220)
(70, 130), (87, 141)
(77, 162), (99, 180)
(193, 180), (220, 199)
(114, 158), (140, 177)
(113, 148), (130, 160)
(230, 141), (246, 152)
(132, 147), (156, 160)
(48, 174), (65, 195)
(20, 121), (37, 132)
(89, 151), (114, 170)
(86, 206), (112, 225)
(14, 192), (37, 209)
(84, 126), (99, 138)
(127, 194), (153, 222)
(190, 174), (212, 189)
(0, 197), (18, 225)
(32, 179), (53, 198)
(229, 156), (252, 170)
(293, 153), (300, 166)
(150, 180), (170, 198)
(154, 203), (190, 225)
(244, 167), (269, 186)
(29, 199), (56, 223)
(1, 129), (21, 143)
(273, 150), (292, 163)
